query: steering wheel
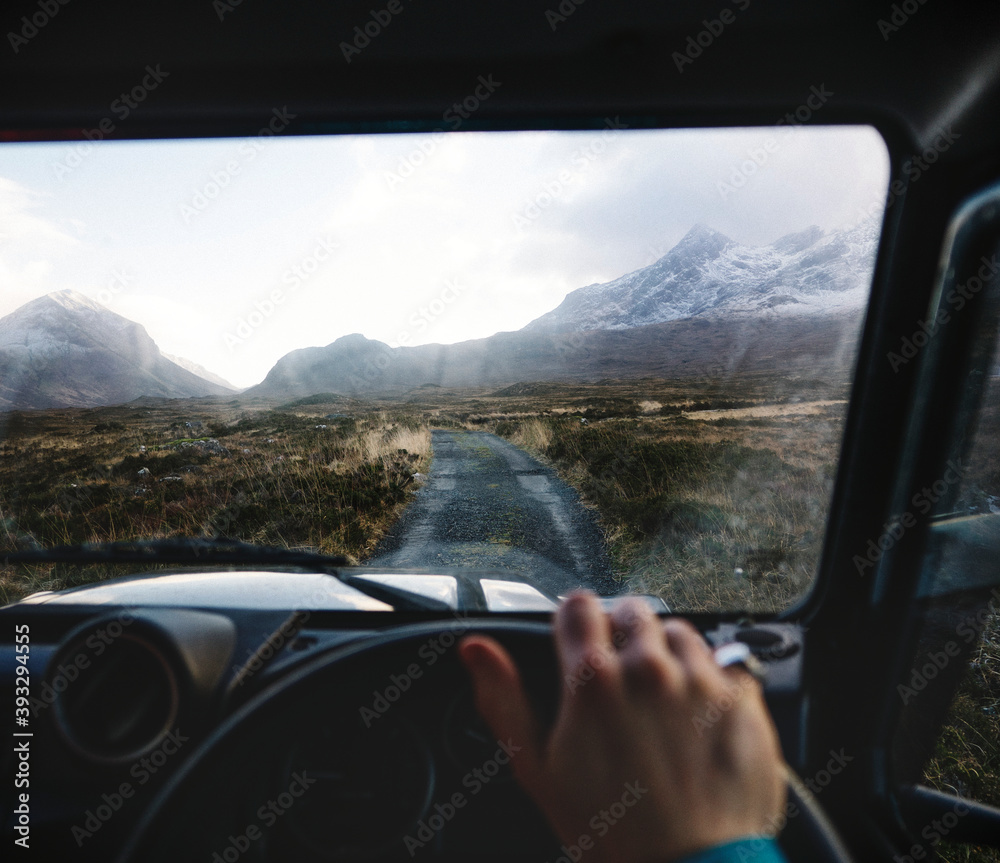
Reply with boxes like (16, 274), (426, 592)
(116, 619), (854, 863)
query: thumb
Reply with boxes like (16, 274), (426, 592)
(458, 635), (545, 789)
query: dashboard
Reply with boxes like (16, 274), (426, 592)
(2, 569), (804, 861)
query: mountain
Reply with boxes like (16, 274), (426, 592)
(523, 217), (879, 332)
(245, 219), (876, 399)
(0, 291), (234, 410)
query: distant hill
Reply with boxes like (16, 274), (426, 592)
(523, 218), (879, 332)
(0, 291), (235, 410)
(243, 311), (864, 399)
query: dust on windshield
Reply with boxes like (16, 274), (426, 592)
(0, 126), (889, 611)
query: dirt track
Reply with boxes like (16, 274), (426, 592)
(368, 430), (617, 597)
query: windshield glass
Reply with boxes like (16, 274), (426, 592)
(0, 126), (889, 612)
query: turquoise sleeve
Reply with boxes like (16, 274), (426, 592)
(672, 836), (789, 863)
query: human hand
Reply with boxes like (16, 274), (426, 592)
(458, 591), (786, 862)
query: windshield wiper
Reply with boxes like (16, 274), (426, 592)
(1, 538), (450, 612)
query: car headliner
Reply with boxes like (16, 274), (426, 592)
(1, 0), (997, 151)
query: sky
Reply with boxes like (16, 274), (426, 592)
(0, 126), (889, 388)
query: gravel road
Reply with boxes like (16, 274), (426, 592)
(368, 430), (617, 597)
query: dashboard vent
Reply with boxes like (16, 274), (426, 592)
(49, 624), (179, 764)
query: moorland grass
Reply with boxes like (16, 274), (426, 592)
(492, 407), (839, 613)
(0, 401), (430, 605)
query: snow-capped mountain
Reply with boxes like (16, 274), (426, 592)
(0, 290), (234, 409)
(523, 217), (880, 332)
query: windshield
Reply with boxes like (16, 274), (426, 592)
(0, 126), (889, 612)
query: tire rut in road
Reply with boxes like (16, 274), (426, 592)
(368, 430), (617, 597)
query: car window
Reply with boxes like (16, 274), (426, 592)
(0, 126), (889, 612)
(885, 189), (1000, 862)
(913, 347), (1000, 813)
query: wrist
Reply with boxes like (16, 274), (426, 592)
(669, 836), (789, 863)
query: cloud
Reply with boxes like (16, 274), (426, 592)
(0, 177), (82, 317)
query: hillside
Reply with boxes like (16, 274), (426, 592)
(0, 291), (234, 410)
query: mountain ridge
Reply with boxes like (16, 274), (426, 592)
(243, 310), (864, 399)
(0, 290), (235, 410)
(523, 217), (878, 333)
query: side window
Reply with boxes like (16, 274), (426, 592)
(890, 195), (1000, 862)
(914, 359), (1000, 861)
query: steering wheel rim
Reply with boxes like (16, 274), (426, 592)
(116, 619), (854, 863)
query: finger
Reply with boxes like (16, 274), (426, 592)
(611, 598), (682, 694)
(554, 592), (619, 700)
(610, 597), (667, 657)
(458, 635), (544, 785)
(663, 618), (729, 692)
(663, 618), (719, 682)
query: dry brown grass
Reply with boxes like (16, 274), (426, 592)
(474, 379), (846, 613)
(0, 400), (431, 605)
(4, 375), (996, 858)
(329, 423), (432, 475)
(507, 417), (554, 452)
